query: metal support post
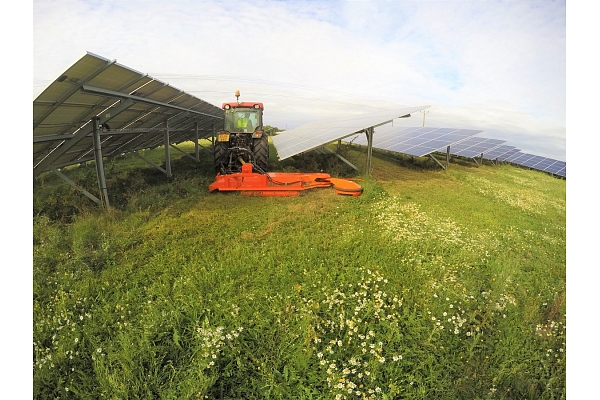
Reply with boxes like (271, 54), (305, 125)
(164, 120), (172, 178)
(195, 122), (200, 161)
(446, 146), (450, 170)
(366, 127), (374, 175)
(92, 117), (110, 208)
(211, 123), (216, 150)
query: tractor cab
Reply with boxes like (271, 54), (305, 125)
(223, 103), (263, 134)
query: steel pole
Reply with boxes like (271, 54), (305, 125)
(195, 122), (200, 161)
(164, 120), (172, 178)
(366, 127), (374, 175)
(92, 117), (110, 208)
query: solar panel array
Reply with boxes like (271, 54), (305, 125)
(347, 126), (482, 157)
(271, 106), (430, 160)
(34, 52), (223, 176)
(504, 152), (566, 178)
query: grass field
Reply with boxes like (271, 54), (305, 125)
(33, 140), (566, 399)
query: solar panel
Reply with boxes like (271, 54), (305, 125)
(496, 148), (521, 162)
(482, 145), (517, 161)
(544, 160), (566, 175)
(521, 155), (547, 168)
(450, 137), (505, 158)
(505, 152), (533, 164)
(34, 52), (223, 176)
(348, 126), (481, 157)
(271, 106), (430, 160)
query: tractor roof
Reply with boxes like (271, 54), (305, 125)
(222, 102), (264, 110)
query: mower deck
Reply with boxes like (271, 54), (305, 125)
(209, 164), (363, 197)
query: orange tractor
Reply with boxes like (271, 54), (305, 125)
(214, 90), (269, 174)
(209, 91), (363, 196)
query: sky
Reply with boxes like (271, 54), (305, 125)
(32, 0), (567, 161)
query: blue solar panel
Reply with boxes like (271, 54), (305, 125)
(483, 145), (517, 160)
(521, 155), (546, 168)
(450, 137), (505, 158)
(350, 126), (481, 157)
(533, 158), (556, 170)
(544, 160), (566, 174)
(497, 148), (521, 161)
(505, 152), (566, 178)
(506, 152), (536, 164)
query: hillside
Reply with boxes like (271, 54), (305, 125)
(33, 142), (566, 399)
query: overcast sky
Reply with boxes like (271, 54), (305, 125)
(33, 0), (566, 160)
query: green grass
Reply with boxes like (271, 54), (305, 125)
(33, 141), (566, 399)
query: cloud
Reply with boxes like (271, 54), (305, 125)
(33, 0), (566, 161)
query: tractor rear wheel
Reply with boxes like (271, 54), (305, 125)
(214, 141), (229, 174)
(253, 135), (269, 172)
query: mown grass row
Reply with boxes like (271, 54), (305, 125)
(33, 141), (565, 399)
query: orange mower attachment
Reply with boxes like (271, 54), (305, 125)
(208, 164), (363, 197)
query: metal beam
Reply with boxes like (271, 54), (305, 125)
(428, 153), (447, 170)
(131, 151), (167, 174)
(80, 85), (223, 119)
(33, 98), (134, 178)
(321, 146), (358, 171)
(170, 143), (198, 162)
(50, 168), (101, 205)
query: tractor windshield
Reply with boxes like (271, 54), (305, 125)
(224, 108), (261, 133)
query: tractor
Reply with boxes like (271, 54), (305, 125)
(214, 90), (269, 174)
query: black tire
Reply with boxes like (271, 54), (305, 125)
(253, 135), (269, 172)
(214, 141), (229, 174)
